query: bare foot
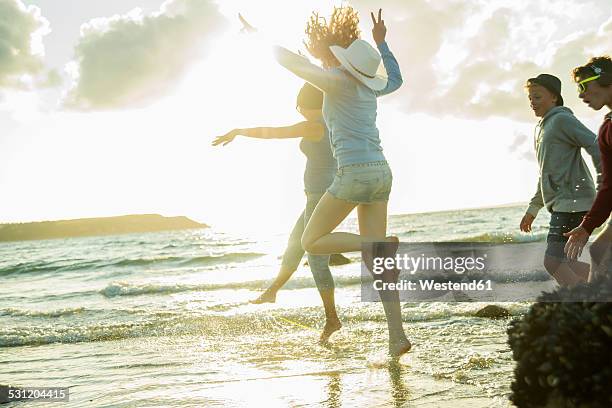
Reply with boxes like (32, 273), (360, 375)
(389, 337), (412, 358)
(250, 289), (277, 304)
(319, 318), (342, 343)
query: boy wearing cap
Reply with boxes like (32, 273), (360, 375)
(520, 73), (602, 286)
(565, 57), (612, 280)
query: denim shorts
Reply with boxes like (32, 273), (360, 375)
(327, 161), (392, 204)
(546, 211), (587, 260)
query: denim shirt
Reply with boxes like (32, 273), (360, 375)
(275, 42), (403, 167)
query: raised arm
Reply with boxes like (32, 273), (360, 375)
(371, 9), (403, 97)
(236, 13), (342, 94)
(212, 121), (324, 146)
(274, 46), (343, 94)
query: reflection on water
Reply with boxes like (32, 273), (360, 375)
(0, 207), (540, 406)
(324, 372), (341, 408)
(389, 361), (411, 407)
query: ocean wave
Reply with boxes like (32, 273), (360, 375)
(99, 275), (361, 298)
(100, 275), (364, 298)
(100, 264), (550, 299)
(106, 252), (265, 268)
(0, 302), (531, 348)
(0, 259), (103, 277)
(0, 259), (105, 277)
(0, 252), (265, 277)
(0, 260), (64, 277)
(161, 240), (253, 250)
(0, 322), (166, 347)
(453, 232), (547, 243)
(0, 314), (283, 348)
(100, 282), (219, 297)
(0, 307), (86, 318)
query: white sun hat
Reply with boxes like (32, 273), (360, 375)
(329, 39), (388, 91)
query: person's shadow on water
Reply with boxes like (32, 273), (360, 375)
(388, 360), (411, 407)
(323, 372), (341, 408)
(320, 362), (410, 407)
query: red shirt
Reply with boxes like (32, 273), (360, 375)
(582, 112), (612, 233)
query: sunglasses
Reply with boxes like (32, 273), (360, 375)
(577, 65), (604, 93)
(577, 75), (600, 93)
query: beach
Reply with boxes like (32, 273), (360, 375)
(1, 205), (554, 407)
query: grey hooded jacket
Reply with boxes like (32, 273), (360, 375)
(527, 106), (602, 217)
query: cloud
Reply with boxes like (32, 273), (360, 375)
(521, 151), (536, 162)
(352, 0), (612, 122)
(0, 0), (49, 88)
(508, 133), (528, 153)
(64, 0), (227, 110)
(38, 69), (63, 88)
(508, 131), (536, 162)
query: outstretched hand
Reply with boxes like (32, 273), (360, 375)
(238, 13), (257, 34)
(212, 130), (238, 147)
(564, 226), (590, 261)
(371, 9), (386, 45)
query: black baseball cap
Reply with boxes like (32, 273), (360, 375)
(528, 73), (564, 106)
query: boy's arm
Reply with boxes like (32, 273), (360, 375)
(526, 178), (544, 218)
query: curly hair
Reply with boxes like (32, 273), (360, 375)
(507, 274), (612, 408)
(572, 56), (612, 86)
(304, 6), (361, 68)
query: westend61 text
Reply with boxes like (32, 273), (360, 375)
(373, 279), (493, 291)
(371, 254), (487, 275)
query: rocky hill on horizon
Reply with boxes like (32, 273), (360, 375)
(0, 214), (208, 242)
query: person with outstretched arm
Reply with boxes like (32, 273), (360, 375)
(213, 83), (342, 343)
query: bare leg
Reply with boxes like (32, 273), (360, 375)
(301, 192), (396, 254)
(303, 191), (342, 343)
(250, 264), (296, 304)
(357, 202), (411, 358)
(318, 289), (342, 343)
(300, 193), (406, 352)
(252, 209), (305, 303)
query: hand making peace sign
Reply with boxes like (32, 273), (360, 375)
(371, 9), (386, 45)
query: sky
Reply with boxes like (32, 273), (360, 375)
(0, 0), (611, 232)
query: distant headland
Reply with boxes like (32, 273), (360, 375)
(0, 214), (208, 242)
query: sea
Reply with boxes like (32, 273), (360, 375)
(0, 205), (562, 407)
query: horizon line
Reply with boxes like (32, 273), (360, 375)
(0, 202), (527, 225)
